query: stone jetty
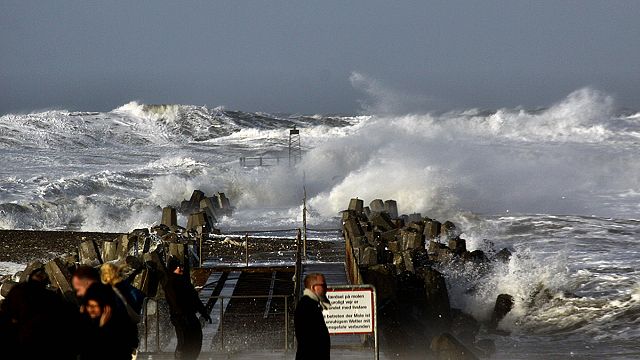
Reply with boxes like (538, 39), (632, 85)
(342, 197), (514, 359)
(0, 189), (232, 306)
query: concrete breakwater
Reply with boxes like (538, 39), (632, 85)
(0, 189), (233, 303)
(341, 198), (515, 359)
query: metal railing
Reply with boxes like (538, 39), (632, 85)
(200, 231), (307, 268)
(239, 156), (285, 167)
(141, 294), (293, 353)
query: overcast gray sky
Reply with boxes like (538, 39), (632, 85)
(2, 1), (639, 115)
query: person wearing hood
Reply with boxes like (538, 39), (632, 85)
(78, 282), (139, 360)
(295, 273), (331, 360)
(163, 256), (212, 360)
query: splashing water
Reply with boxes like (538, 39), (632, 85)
(1, 88), (640, 357)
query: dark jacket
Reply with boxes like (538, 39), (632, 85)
(295, 295), (330, 360)
(163, 273), (207, 319)
(114, 280), (145, 314)
(78, 311), (139, 360)
(0, 281), (81, 359)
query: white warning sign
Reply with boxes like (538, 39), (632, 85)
(323, 288), (375, 334)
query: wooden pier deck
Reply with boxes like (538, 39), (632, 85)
(138, 233), (377, 358)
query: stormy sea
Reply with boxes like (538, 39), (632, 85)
(1, 88), (640, 359)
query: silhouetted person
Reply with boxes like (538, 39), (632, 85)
(72, 265), (100, 299)
(295, 273), (331, 360)
(163, 256), (212, 360)
(0, 268), (80, 359)
(78, 282), (138, 360)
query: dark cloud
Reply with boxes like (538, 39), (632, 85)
(2, 1), (639, 115)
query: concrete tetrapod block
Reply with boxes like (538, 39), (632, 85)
(420, 267), (452, 332)
(402, 251), (415, 273)
(216, 192), (231, 209)
(424, 220), (442, 240)
(401, 229), (424, 250)
(180, 190), (206, 213)
(343, 218), (364, 240)
(116, 234), (132, 260)
(189, 190), (206, 205)
(393, 253), (406, 273)
(19, 261), (44, 282)
(369, 212), (395, 232)
(44, 258), (75, 302)
(102, 240), (118, 263)
(490, 294), (514, 330)
(360, 246), (378, 266)
(380, 229), (399, 243)
(168, 243), (188, 266)
(348, 198), (364, 213)
(79, 239), (102, 267)
(161, 206), (178, 227)
(441, 221), (459, 240)
(199, 198), (218, 225)
(448, 237), (467, 255)
(369, 199), (385, 213)
(388, 240), (401, 254)
(0, 280), (17, 298)
(407, 213), (423, 224)
(186, 211), (210, 232)
(384, 200), (399, 219)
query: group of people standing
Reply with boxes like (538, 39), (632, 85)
(0, 256), (209, 360)
(0, 262), (142, 359)
(1, 259), (334, 359)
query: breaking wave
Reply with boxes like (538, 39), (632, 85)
(1, 87), (640, 355)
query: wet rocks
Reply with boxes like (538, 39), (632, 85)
(490, 294), (515, 331)
(342, 197), (513, 357)
(0, 191), (234, 304)
(101, 240), (118, 262)
(79, 239), (102, 266)
(180, 190), (233, 220)
(161, 206), (178, 227)
(494, 248), (512, 263)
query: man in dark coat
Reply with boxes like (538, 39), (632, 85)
(163, 256), (212, 360)
(295, 273), (331, 360)
(0, 269), (81, 359)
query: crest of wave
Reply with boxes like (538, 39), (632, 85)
(296, 87), (638, 217)
(385, 87), (615, 144)
(114, 101), (181, 124)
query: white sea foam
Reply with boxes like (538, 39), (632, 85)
(0, 261), (24, 277)
(1, 88), (640, 354)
